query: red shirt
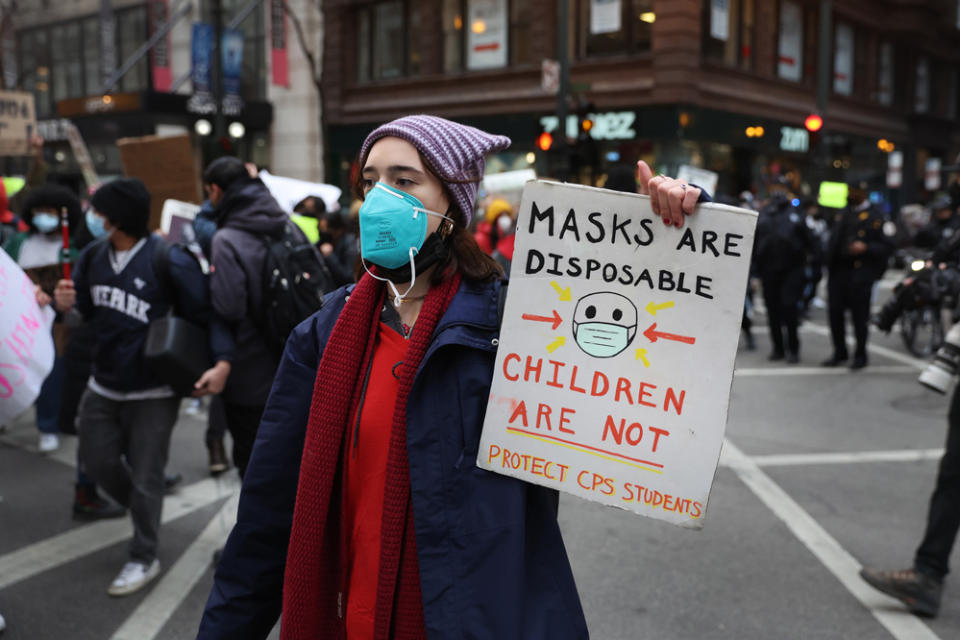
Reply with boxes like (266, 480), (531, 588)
(344, 322), (409, 639)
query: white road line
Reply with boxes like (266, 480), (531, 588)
(721, 440), (941, 640)
(748, 448), (945, 467)
(800, 322), (928, 369)
(0, 476), (239, 590)
(109, 493), (239, 640)
(735, 365), (916, 377)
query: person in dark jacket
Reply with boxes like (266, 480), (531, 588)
(821, 183), (895, 369)
(753, 188), (816, 363)
(196, 116), (706, 640)
(203, 157), (293, 478)
(913, 195), (960, 255)
(318, 210), (359, 286)
(53, 178), (234, 596)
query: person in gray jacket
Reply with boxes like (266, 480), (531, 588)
(203, 157), (288, 477)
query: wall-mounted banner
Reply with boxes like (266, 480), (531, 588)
(148, 0), (172, 92)
(187, 22), (215, 115)
(0, 250), (56, 423)
(0, 90), (36, 156)
(221, 28), (244, 116)
(467, 0), (507, 70)
(478, 181), (757, 528)
(270, 0), (289, 87)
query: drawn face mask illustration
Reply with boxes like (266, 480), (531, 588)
(571, 292), (638, 358)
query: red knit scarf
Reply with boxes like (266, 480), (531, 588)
(281, 270), (462, 640)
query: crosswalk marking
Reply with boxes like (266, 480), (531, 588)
(748, 448), (944, 467)
(721, 440), (941, 640)
(735, 365), (916, 377)
(0, 476), (239, 591)
(110, 493), (239, 640)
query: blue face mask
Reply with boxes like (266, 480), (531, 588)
(32, 213), (59, 234)
(85, 210), (110, 239)
(358, 182), (452, 305)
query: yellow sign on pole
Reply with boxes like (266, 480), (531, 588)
(0, 91), (37, 157)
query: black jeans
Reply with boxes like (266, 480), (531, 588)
(77, 390), (181, 563)
(827, 269), (873, 359)
(762, 268), (805, 356)
(222, 402), (266, 479)
(914, 385), (960, 579)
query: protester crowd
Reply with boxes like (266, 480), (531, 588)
(1, 121), (959, 636)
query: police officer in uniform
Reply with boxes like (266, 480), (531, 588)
(822, 183), (895, 369)
(754, 186), (815, 363)
(914, 195), (960, 262)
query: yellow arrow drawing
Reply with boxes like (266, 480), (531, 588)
(546, 336), (566, 353)
(550, 281), (572, 301)
(645, 300), (675, 316)
(635, 348), (651, 367)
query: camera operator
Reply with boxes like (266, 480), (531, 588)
(822, 182), (895, 369)
(914, 195), (960, 257)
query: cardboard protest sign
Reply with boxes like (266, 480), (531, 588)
(0, 90), (36, 157)
(117, 134), (202, 231)
(0, 249), (56, 423)
(160, 199), (202, 244)
(478, 181), (757, 528)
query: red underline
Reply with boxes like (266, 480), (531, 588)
(506, 427), (665, 469)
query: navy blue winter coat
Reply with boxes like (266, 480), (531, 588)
(197, 277), (589, 640)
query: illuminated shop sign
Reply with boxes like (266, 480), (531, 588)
(539, 111), (637, 141)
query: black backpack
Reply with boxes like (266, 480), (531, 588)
(257, 219), (334, 358)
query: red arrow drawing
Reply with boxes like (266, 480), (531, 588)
(522, 309), (563, 330)
(643, 322), (696, 345)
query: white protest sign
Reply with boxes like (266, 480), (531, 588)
(478, 181), (757, 528)
(676, 165), (719, 198)
(0, 249), (56, 423)
(258, 170), (342, 214)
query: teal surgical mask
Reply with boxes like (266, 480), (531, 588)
(358, 182), (453, 306)
(86, 210), (110, 239)
(32, 213), (59, 234)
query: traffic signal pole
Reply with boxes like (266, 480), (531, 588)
(555, 0), (570, 181)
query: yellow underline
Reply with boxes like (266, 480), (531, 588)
(508, 429), (663, 475)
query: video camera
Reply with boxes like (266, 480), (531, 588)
(920, 320), (960, 393)
(873, 262), (960, 333)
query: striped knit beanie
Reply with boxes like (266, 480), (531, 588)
(359, 115), (511, 226)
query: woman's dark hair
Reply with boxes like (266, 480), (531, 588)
(352, 151), (502, 284)
(20, 183), (82, 234)
(203, 156), (248, 190)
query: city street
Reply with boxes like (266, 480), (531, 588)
(1, 275), (958, 639)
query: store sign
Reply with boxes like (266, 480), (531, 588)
(540, 111), (636, 141)
(467, 0), (507, 70)
(779, 126), (809, 153)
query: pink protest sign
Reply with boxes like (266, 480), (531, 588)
(0, 249), (55, 422)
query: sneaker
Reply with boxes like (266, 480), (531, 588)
(207, 438), (230, 475)
(859, 567), (942, 617)
(73, 483), (126, 521)
(38, 433), (59, 453)
(107, 559), (161, 597)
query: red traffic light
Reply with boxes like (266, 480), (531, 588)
(537, 131), (553, 151)
(804, 114), (823, 132)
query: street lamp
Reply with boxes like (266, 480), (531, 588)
(228, 121), (246, 139)
(195, 119), (213, 136)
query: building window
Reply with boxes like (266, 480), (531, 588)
(777, 0), (802, 82)
(578, 0), (653, 58)
(201, 0), (267, 101)
(442, 0), (463, 73)
(355, 1), (425, 82)
(876, 41), (893, 106)
(18, 29), (51, 118)
(509, 0), (536, 66)
(946, 69), (957, 120)
(915, 56), (930, 114)
(83, 17), (102, 95)
(832, 22), (853, 96)
(116, 7), (149, 92)
(50, 23), (83, 104)
(703, 0), (754, 70)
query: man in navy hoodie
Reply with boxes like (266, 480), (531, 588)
(54, 178), (234, 596)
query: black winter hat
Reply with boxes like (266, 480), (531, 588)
(20, 183), (82, 232)
(91, 178), (151, 238)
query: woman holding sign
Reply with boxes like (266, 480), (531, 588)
(198, 115), (702, 640)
